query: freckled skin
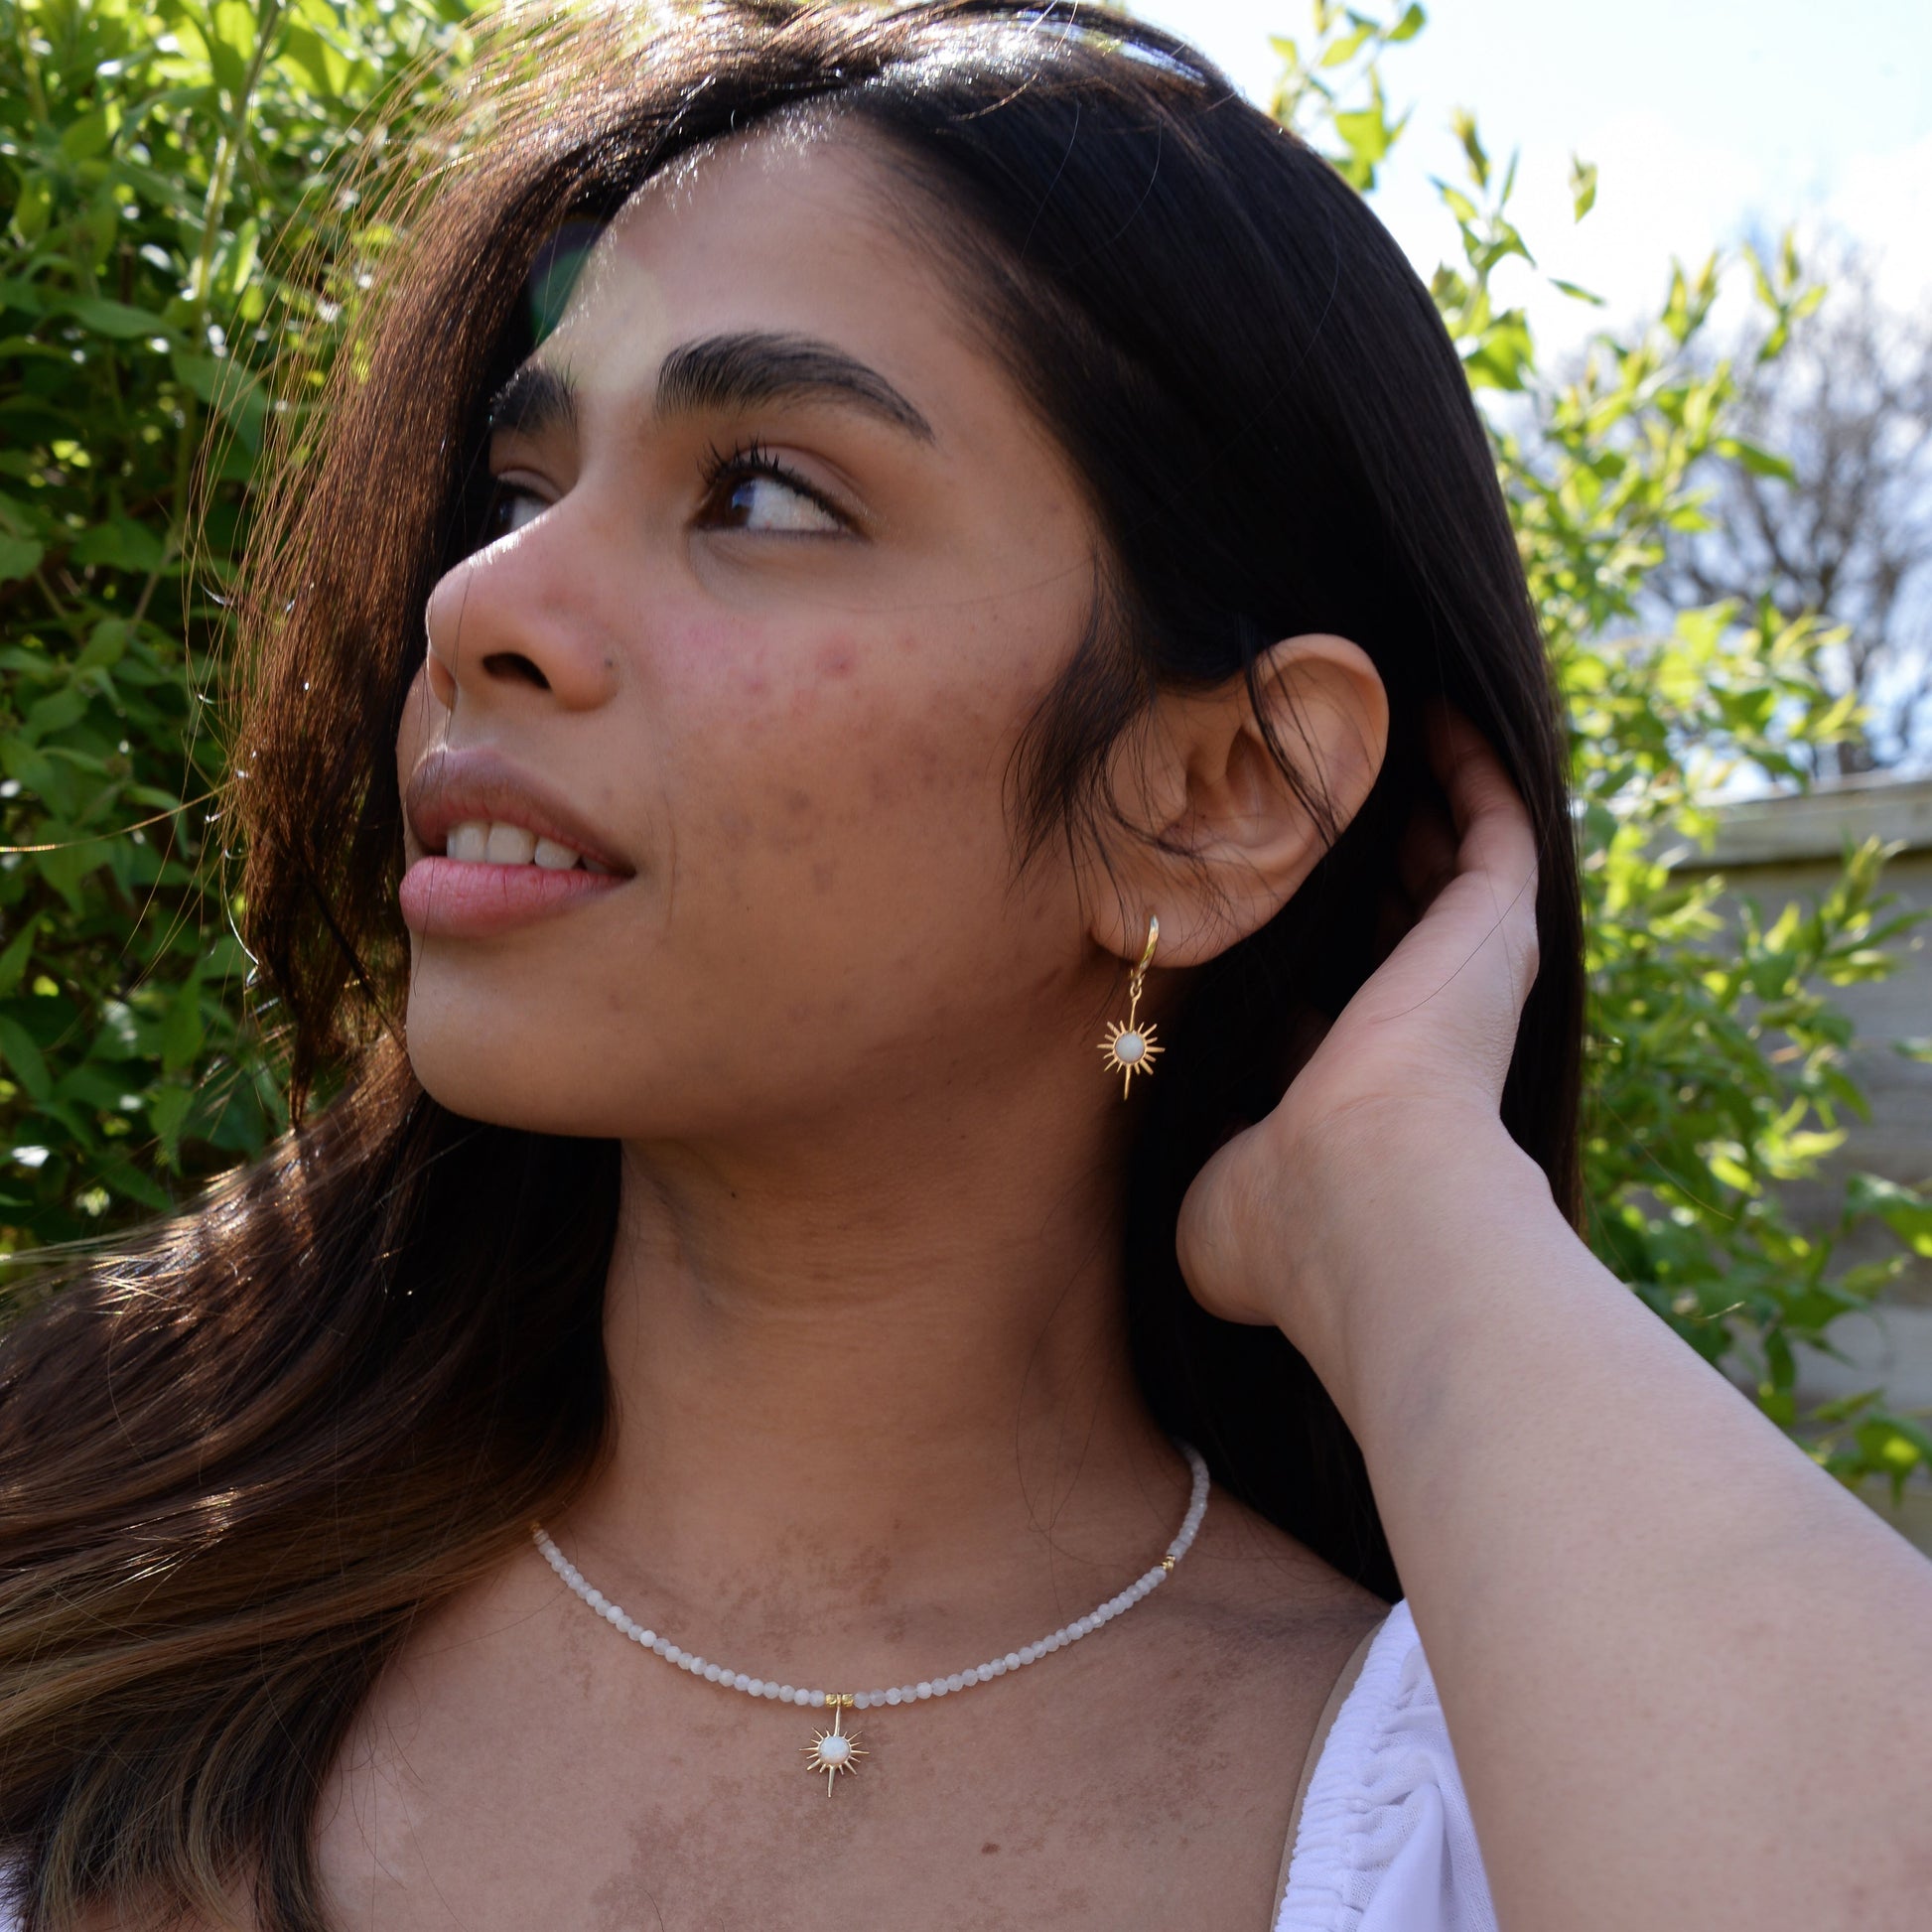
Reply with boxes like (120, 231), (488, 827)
(338, 119), (1393, 1932)
(396, 138), (1095, 1145)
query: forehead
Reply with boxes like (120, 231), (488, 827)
(535, 124), (974, 408)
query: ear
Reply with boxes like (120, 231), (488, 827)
(1087, 633), (1388, 969)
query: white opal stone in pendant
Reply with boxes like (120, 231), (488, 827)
(803, 1706), (868, 1793)
(1115, 1031), (1145, 1062)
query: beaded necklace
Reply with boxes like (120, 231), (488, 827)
(532, 1440), (1210, 1794)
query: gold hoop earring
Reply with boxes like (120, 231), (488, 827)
(1098, 915), (1164, 1099)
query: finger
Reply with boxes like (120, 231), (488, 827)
(1422, 700), (1539, 896)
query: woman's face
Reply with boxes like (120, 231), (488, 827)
(395, 126), (1113, 1140)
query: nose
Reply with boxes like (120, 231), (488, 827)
(422, 512), (622, 715)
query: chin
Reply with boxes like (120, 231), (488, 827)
(401, 1011), (605, 1138)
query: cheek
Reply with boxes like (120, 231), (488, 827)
(672, 611), (1027, 866)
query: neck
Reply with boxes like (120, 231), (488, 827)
(556, 1078), (1186, 1657)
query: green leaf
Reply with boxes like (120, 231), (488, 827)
(59, 108), (117, 162)
(1805, 1386), (1887, 1426)
(61, 296), (171, 340)
(25, 688), (90, 738)
(1714, 437), (1796, 482)
(9, 175), (51, 243)
(70, 520), (170, 573)
(76, 620), (129, 671)
(0, 1014), (53, 1103)
(1387, 4), (1426, 43)
(160, 983), (206, 1074)
(282, 21), (353, 96)
(1569, 155), (1597, 221)
(0, 918), (41, 1000)
(1318, 20), (1374, 67)
(1847, 1173), (1932, 1257)
(149, 1081), (193, 1162)
(207, 0), (260, 98)
(172, 352), (269, 451)
(1451, 108), (1488, 189)
(0, 534), (44, 583)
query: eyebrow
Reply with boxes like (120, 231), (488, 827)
(486, 360), (576, 438)
(656, 332), (935, 443)
(484, 331), (935, 445)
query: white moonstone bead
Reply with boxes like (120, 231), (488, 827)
(1115, 1031), (1145, 1061)
(817, 1733), (852, 1765)
(530, 1443), (1211, 1728)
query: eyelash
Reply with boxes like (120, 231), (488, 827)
(696, 436), (852, 530)
(479, 436), (852, 546)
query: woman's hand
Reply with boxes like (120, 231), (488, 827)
(1178, 704), (1932, 1932)
(1174, 701), (1551, 1364)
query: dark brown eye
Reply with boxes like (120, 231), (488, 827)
(696, 441), (848, 533)
(703, 471), (842, 532)
(482, 480), (548, 543)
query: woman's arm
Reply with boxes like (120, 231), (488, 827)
(1180, 707), (1932, 1931)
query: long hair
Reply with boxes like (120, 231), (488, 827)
(0, 5), (1584, 1927)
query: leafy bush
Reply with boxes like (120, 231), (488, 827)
(1275, 1), (1932, 1496)
(3, 0), (1928, 1499)
(0, 0), (472, 1239)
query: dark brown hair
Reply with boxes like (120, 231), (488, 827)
(0, 5), (1584, 1927)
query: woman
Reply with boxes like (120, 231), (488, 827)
(3, 3), (1928, 1927)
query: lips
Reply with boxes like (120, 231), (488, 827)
(399, 853), (624, 938)
(404, 745), (634, 877)
(400, 744), (634, 940)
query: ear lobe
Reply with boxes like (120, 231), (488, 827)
(1086, 633), (1388, 971)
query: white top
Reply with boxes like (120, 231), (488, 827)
(1275, 1597), (1498, 1931)
(1, 1598), (1494, 1932)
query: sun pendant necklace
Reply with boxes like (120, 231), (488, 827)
(531, 1440), (1210, 1796)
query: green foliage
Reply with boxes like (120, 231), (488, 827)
(0, 0), (473, 1243)
(3, 0), (1928, 1512)
(1276, 2), (1932, 1505)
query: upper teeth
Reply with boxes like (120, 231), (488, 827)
(445, 820), (611, 873)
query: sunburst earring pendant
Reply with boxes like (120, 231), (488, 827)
(803, 1698), (867, 1796)
(1099, 914), (1164, 1099)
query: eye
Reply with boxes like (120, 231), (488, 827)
(697, 439), (848, 535)
(481, 477), (550, 544)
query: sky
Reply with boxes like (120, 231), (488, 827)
(1132, 0), (1932, 353)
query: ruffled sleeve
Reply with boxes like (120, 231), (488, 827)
(1275, 1598), (1498, 1932)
